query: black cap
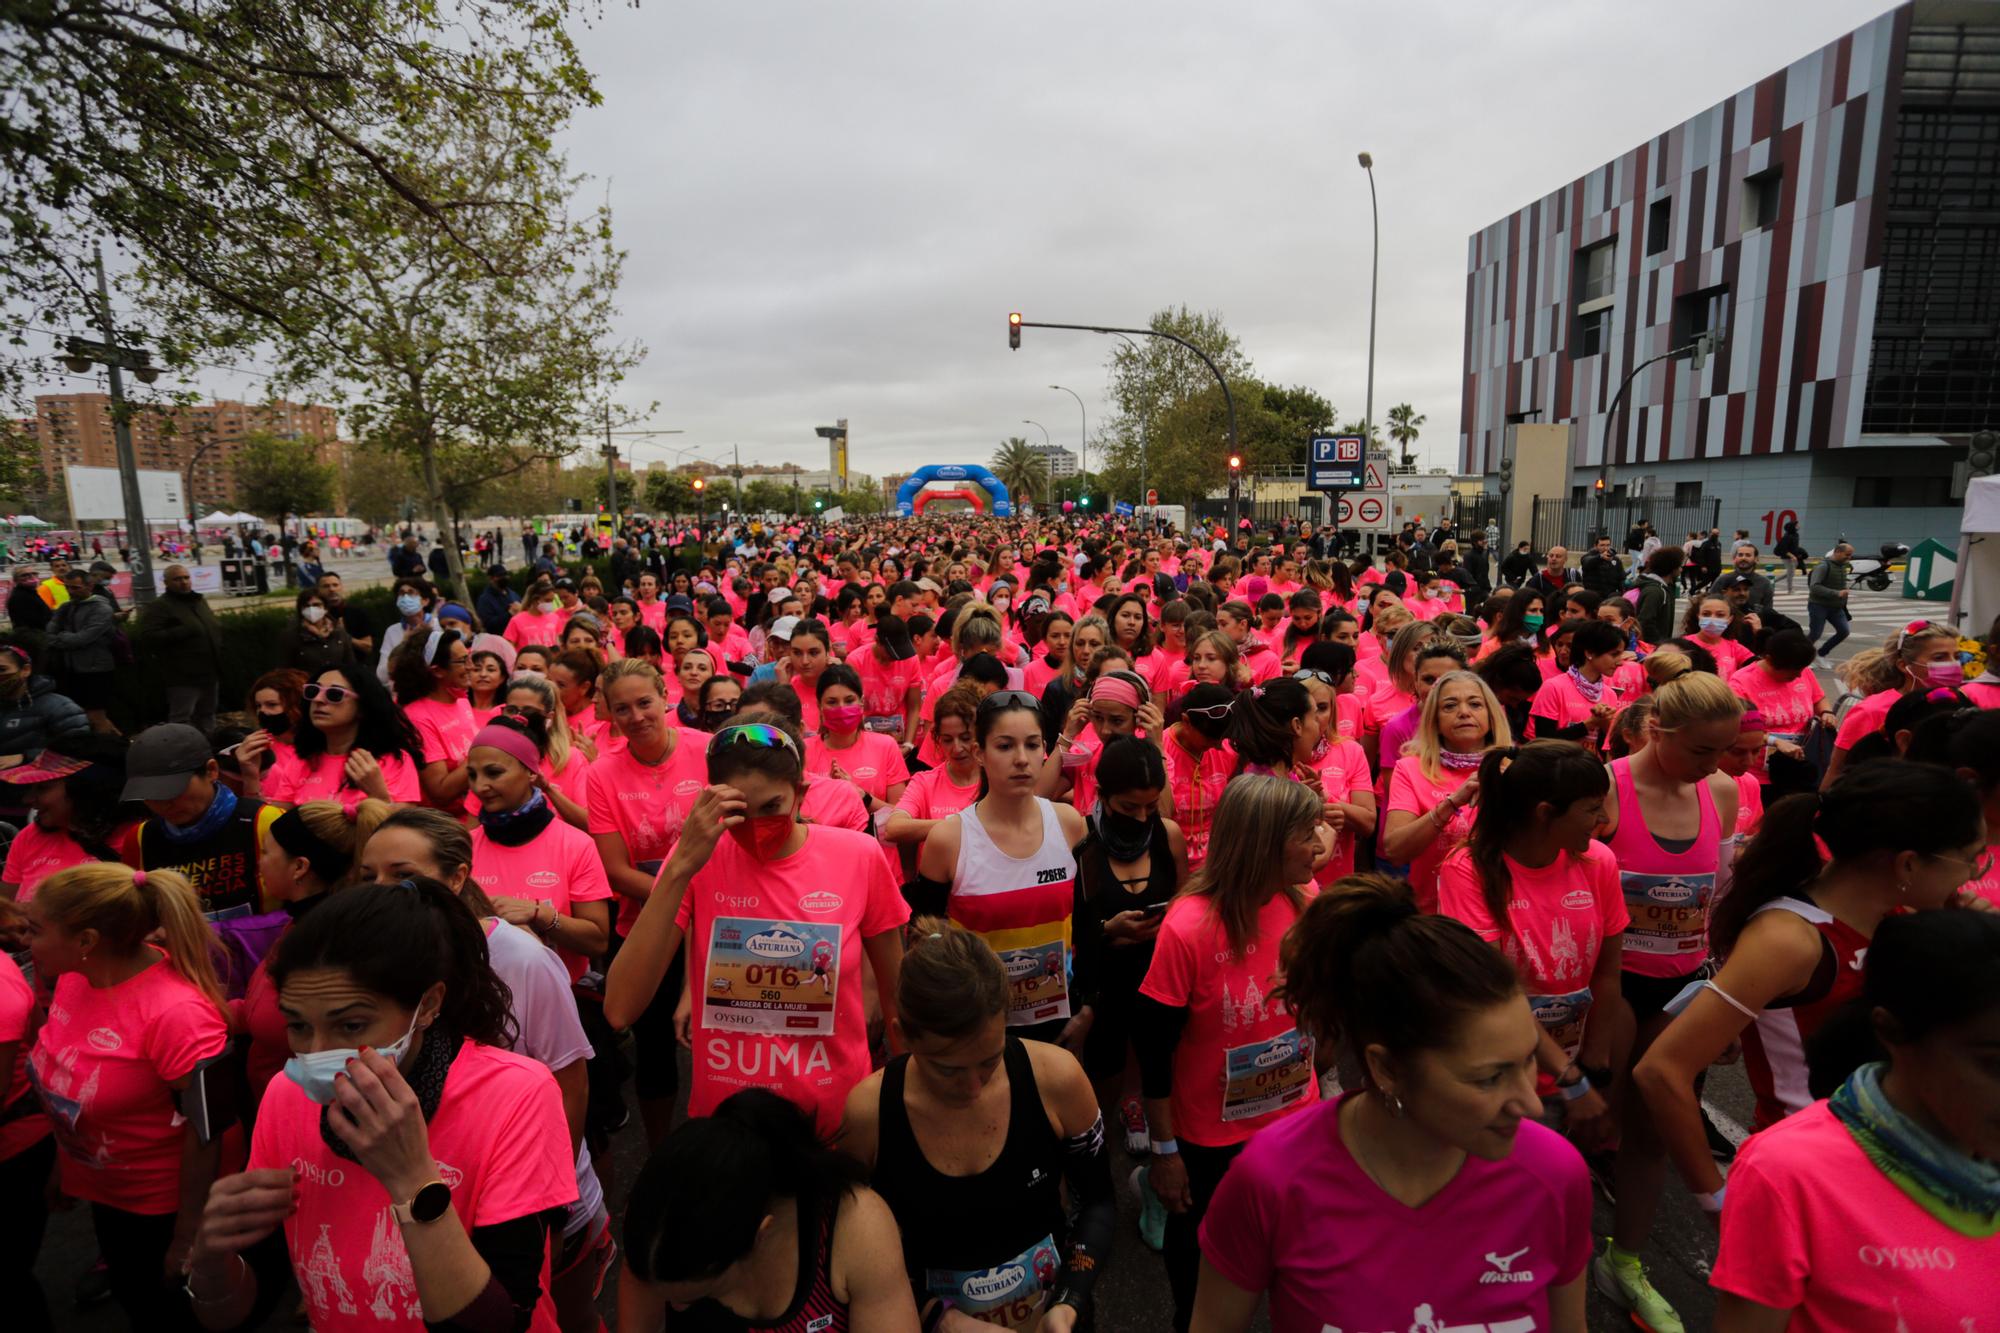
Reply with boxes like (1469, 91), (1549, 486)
(873, 617), (915, 661)
(120, 724), (213, 802)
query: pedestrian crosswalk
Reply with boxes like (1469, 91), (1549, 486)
(1767, 583), (1935, 664)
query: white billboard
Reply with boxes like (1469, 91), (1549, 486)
(64, 466), (187, 523)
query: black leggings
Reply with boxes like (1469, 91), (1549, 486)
(0, 1137), (55, 1333)
(605, 934), (684, 1103)
(92, 1201), (198, 1332)
(1164, 1140), (1243, 1333)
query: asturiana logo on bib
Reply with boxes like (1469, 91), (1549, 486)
(962, 1264), (1026, 1302)
(1003, 953), (1040, 980)
(1254, 1040), (1296, 1067)
(745, 927), (807, 960)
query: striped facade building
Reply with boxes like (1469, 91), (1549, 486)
(1460, 1), (1999, 553)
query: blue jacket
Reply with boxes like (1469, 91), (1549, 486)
(0, 676), (90, 758)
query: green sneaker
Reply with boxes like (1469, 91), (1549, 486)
(1592, 1241), (1684, 1333)
(1129, 1165), (1167, 1252)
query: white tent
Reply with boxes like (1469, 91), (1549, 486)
(198, 510), (236, 525)
(5, 515), (50, 528)
(1951, 475), (2000, 637)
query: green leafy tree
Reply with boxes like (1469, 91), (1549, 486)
(234, 431), (336, 531)
(0, 1), (600, 405)
(989, 436), (1045, 509)
(142, 114), (642, 605)
(0, 422), (48, 511)
(339, 440), (421, 527)
(645, 471), (699, 518)
(741, 478), (794, 515)
(1387, 404), (1426, 467)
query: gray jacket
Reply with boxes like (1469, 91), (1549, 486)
(0, 675), (90, 758)
(44, 591), (117, 674)
(1807, 558), (1849, 610)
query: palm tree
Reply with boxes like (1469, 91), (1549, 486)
(990, 436), (1044, 509)
(1387, 403), (1426, 468)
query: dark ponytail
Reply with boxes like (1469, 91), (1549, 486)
(1225, 676), (1312, 771)
(1276, 874), (1519, 1081)
(1464, 742), (1609, 946)
(269, 875), (517, 1051)
(1906, 705), (2000, 791)
(1714, 760), (1984, 955)
(624, 1088), (866, 1283)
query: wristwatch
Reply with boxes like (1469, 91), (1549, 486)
(392, 1179), (453, 1226)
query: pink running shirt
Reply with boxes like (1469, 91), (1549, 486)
(1, 819), (96, 901)
(469, 818), (614, 980)
(1200, 1093), (1591, 1333)
(585, 733), (710, 936)
(1385, 755), (1477, 913)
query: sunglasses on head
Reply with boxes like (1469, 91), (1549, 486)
(1291, 669), (1336, 687)
(706, 721), (802, 759)
(978, 689), (1042, 713)
(301, 683), (354, 704)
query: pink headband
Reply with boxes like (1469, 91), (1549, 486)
(1737, 709), (1766, 730)
(470, 722), (541, 770)
(1091, 675), (1144, 710)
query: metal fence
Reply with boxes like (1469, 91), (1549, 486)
(1529, 495), (1723, 555)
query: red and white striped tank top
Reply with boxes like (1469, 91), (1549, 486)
(1739, 896), (1870, 1131)
(950, 799), (1079, 1029)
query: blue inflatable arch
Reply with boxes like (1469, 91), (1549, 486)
(896, 463), (1013, 517)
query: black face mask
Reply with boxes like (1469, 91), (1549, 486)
(257, 711), (291, 735)
(703, 707), (738, 728)
(1092, 802), (1155, 862)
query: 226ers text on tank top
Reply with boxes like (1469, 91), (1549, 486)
(950, 800), (1079, 1028)
(1604, 757), (1720, 979)
(1738, 896), (1870, 1131)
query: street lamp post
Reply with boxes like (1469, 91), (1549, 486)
(1050, 384), (1086, 497)
(1022, 418), (1053, 513)
(61, 245), (162, 602)
(1358, 152), (1380, 471)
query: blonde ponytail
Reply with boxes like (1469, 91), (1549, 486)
(36, 864), (225, 1017)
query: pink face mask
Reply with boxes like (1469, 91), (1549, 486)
(1922, 660), (1966, 689)
(729, 813), (797, 861)
(821, 703), (864, 733)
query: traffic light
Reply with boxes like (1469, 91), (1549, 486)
(1228, 454), (1242, 473)
(1008, 312), (1022, 350)
(1593, 475), (1605, 492)
(1497, 455), (1515, 494)
(692, 477), (705, 492)
(1079, 494), (1091, 509)
(813, 497), (824, 511)
(1971, 430), (1999, 479)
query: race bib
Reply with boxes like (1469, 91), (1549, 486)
(863, 714), (903, 736)
(701, 917), (840, 1036)
(983, 920), (1071, 1026)
(925, 1236), (1060, 1330)
(1620, 871), (1715, 961)
(1221, 1028), (1315, 1122)
(1527, 987), (1593, 1060)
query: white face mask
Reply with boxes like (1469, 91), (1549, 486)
(283, 1012), (421, 1104)
(540, 600), (557, 615)
(301, 605), (327, 624)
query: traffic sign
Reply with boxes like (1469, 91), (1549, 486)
(1363, 458), (1388, 491)
(1145, 488), (1158, 506)
(1113, 500), (1134, 516)
(1336, 493), (1389, 533)
(1308, 435), (1366, 491)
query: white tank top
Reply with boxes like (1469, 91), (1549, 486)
(950, 799), (1079, 1027)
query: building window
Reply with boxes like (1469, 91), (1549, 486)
(1575, 239), (1618, 306)
(1672, 283), (1731, 348)
(1673, 481), (1703, 506)
(1574, 308), (1611, 357)
(1569, 485), (1588, 509)
(1742, 166), (1783, 232)
(1854, 476), (1895, 507)
(1647, 198), (1672, 256)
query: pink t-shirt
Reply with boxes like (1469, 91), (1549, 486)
(585, 735), (710, 936)
(1385, 756), (1477, 912)
(1163, 735), (1232, 869)
(1729, 662), (1825, 742)
(0, 953), (49, 1161)
(249, 1041), (577, 1333)
(892, 766), (980, 860)
(1712, 1100), (2000, 1329)
(1692, 633), (1754, 680)
(264, 748), (422, 806)
(673, 825), (909, 1136)
(1437, 841), (1629, 1091)
(1961, 843), (2000, 908)
(851, 652), (921, 739)
(1527, 670), (1621, 739)
(1834, 687), (1901, 751)
(2, 819), (95, 900)
(1023, 655), (1066, 696)
(804, 731), (910, 803)
(1200, 1093), (1591, 1333)
(1309, 737), (1372, 883)
(470, 817), (614, 980)
(1138, 889), (1319, 1148)
(402, 695), (477, 807)
(502, 607), (566, 649)
(1240, 640), (1283, 684)
(29, 958), (228, 1212)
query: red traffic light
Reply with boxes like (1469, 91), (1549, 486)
(1228, 454), (1242, 471)
(692, 477), (705, 491)
(1593, 476), (1605, 492)
(1008, 312), (1022, 350)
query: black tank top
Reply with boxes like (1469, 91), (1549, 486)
(874, 1038), (1068, 1303)
(1077, 820), (1176, 997)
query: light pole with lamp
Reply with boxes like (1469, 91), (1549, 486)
(1358, 152), (1380, 470)
(61, 244), (163, 602)
(1050, 384), (1087, 499)
(1022, 418), (1054, 512)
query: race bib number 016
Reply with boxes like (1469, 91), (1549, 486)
(702, 917), (840, 1036)
(983, 920), (1071, 1026)
(1221, 1028), (1314, 1122)
(925, 1235), (1060, 1330)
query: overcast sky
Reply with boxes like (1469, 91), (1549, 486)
(60, 0), (1897, 483)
